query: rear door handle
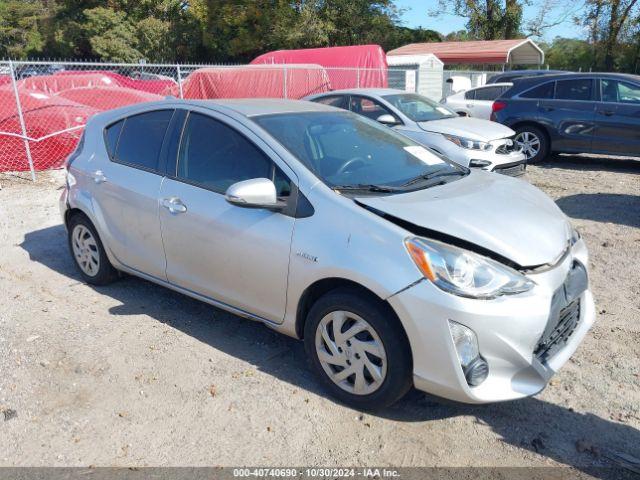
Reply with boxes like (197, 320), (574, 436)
(93, 170), (107, 184)
(162, 197), (187, 214)
(599, 110), (615, 116)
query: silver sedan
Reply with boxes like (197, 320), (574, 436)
(306, 88), (527, 177)
(60, 99), (594, 409)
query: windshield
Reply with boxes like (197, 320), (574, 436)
(383, 93), (457, 122)
(253, 111), (465, 191)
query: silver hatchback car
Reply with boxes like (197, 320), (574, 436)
(60, 99), (595, 409)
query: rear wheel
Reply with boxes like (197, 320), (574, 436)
(67, 213), (118, 285)
(304, 289), (412, 410)
(514, 125), (549, 164)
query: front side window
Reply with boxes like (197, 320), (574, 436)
(177, 112), (288, 195)
(114, 110), (173, 171)
(601, 79), (640, 104)
(555, 79), (592, 101)
(383, 93), (457, 121)
(349, 96), (397, 122)
(315, 95), (347, 109)
(254, 111), (464, 190)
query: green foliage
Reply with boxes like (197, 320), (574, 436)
(542, 38), (595, 71)
(0, 0), (45, 58)
(82, 7), (141, 61)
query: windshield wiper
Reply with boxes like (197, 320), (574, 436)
(332, 183), (401, 193)
(401, 169), (464, 187)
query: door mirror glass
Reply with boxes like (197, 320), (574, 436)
(225, 178), (280, 209)
(376, 114), (398, 126)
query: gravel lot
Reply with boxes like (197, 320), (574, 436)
(0, 156), (638, 476)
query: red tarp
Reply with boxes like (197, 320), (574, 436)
(0, 87), (97, 171)
(250, 44), (388, 89)
(168, 64), (331, 99)
(56, 86), (162, 110)
(21, 71), (176, 95)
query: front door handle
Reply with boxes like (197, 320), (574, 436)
(93, 170), (107, 184)
(599, 110), (615, 116)
(162, 197), (187, 214)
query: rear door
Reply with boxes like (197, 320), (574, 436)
(92, 109), (175, 279)
(592, 78), (640, 155)
(467, 85), (507, 119)
(158, 109), (296, 323)
(541, 78), (596, 153)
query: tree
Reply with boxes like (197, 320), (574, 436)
(432, 0), (525, 40)
(0, 0), (45, 58)
(82, 7), (141, 61)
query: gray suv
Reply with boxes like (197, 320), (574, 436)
(60, 99), (594, 409)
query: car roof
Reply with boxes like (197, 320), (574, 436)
(473, 82), (513, 88)
(188, 98), (336, 116)
(309, 88), (405, 97)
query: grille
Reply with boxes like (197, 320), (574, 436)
(534, 298), (581, 363)
(494, 163), (526, 177)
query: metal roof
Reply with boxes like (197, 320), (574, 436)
(387, 39), (544, 65)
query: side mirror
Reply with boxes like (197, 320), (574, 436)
(225, 178), (282, 210)
(376, 114), (399, 126)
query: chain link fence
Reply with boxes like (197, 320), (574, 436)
(0, 60), (489, 180)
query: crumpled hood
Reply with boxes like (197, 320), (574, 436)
(418, 117), (515, 142)
(356, 171), (570, 268)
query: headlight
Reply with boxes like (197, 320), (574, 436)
(443, 134), (492, 151)
(405, 237), (535, 299)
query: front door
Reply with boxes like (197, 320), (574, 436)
(158, 110), (296, 323)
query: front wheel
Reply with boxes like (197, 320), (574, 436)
(514, 125), (549, 164)
(304, 290), (412, 410)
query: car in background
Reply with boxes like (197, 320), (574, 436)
(61, 98), (594, 409)
(306, 89), (526, 177)
(441, 82), (513, 119)
(15, 64), (65, 79)
(486, 69), (567, 84)
(491, 72), (640, 163)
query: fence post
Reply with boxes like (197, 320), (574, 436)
(356, 68), (360, 88)
(283, 65), (288, 99)
(8, 60), (36, 181)
(176, 64), (183, 99)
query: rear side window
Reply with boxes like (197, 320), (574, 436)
(555, 79), (592, 101)
(314, 96), (347, 109)
(464, 90), (475, 100)
(521, 82), (554, 99)
(177, 112), (273, 194)
(114, 110), (173, 171)
(104, 120), (123, 159)
(474, 86), (504, 101)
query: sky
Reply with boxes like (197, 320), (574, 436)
(396, 0), (585, 41)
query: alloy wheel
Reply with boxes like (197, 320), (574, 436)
(71, 224), (100, 277)
(514, 131), (541, 160)
(315, 310), (387, 395)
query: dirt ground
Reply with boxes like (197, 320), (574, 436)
(0, 156), (638, 476)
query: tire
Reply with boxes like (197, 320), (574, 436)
(304, 289), (413, 410)
(67, 213), (118, 285)
(514, 125), (549, 164)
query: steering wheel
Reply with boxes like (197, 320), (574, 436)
(336, 157), (367, 176)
